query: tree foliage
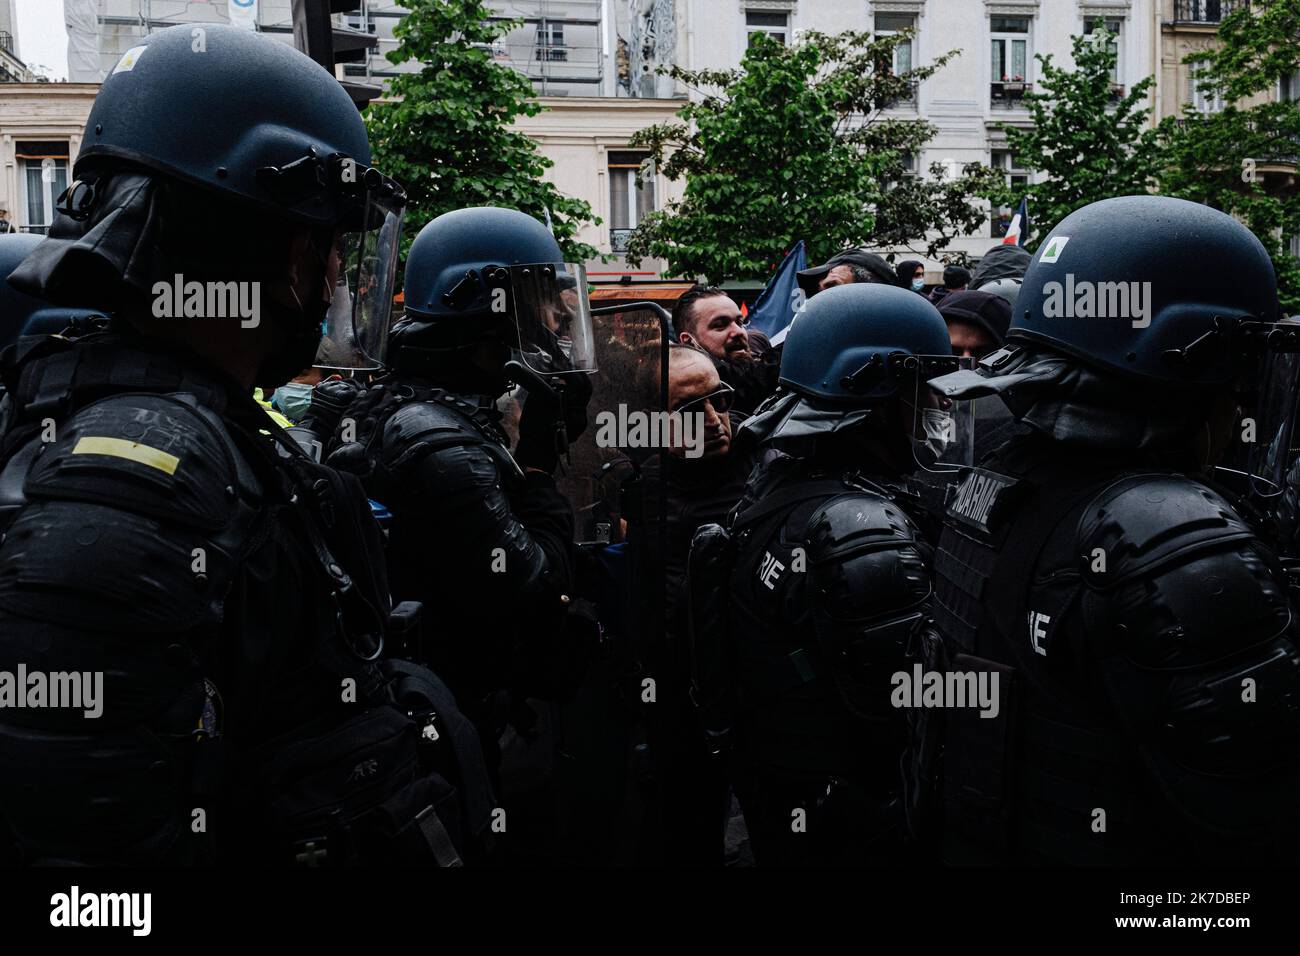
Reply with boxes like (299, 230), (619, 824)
(626, 30), (1002, 282)
(1155, 0), (1300, 312)
(364, 0), (599, 268)
(993, 23), (1158, 249)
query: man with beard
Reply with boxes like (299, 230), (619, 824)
(672, 284), (777, 415)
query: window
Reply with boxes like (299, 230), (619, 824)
(608, 151), (656, 253)
(1083, 17), (1122, 86)
(875, 12), (916, 76)
(536, 19), (566, 62)
(1189, 63), (1223, 113)
(747, 10), (789, 47)
(1282, 68), (1300, 103)
(17, 142), (69, 236)
(990, 149), (1028, 238)
(991, 16), (1030, 82)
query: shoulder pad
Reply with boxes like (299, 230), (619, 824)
(1078, 474), (1257, 585)
(0, 394), (256, 632)
(806, 492), (919, 558)
(805, 492), (930, 620)
(22, 392), (247, 530)
(383, 400), (522, 480)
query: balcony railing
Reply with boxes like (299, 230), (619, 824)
(1173, 1), (1244, 23)
(0, 31), (14, 55)
(991, 81), (1032, 108)
(496, 40), (602, 89)
(610, 228), (634, 254)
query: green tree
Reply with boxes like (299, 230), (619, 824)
(994, 23), (1158, 249)
(1155, 0), (1300, 312)
(626, 30), (1002, 282)
(365, 0), (599, 266)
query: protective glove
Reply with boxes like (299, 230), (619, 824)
(297, 377), (364, 441)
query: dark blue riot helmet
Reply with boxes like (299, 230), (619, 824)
(935, 196), (1279, 395)
(391, 207), (597, 395)
(1014, 195), (1277, 385)
(744, 283), (972, 470)
(7, 23), (405, 385)
(0, 233), (104, 348)
(930, 196), (1296, 491)
(778, 282), (955, 401)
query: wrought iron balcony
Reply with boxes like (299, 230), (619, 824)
(1173, 1), (1244, 24)
(991, 81), (1032, 108)
(610, 228), (634, 254)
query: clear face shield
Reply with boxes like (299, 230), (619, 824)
(507, 262), (598, 376)
(316, 182), (405, 372)
(905, 355), (975, 473)
(1238, 327), (1300, 502)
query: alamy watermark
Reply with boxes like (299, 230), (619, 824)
(50, 886), (150, 936)
(0, 664), (103, 718)
(890, 663), (1000, 719)
(152, 273), (260, 328)
(593, 405), (709, 459)
(1041, 273), (1152, 329)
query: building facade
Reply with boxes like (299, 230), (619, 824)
(500, 0), (1163, 276)
(0, 84), (97, 235)
(2, 2), (1290, 273)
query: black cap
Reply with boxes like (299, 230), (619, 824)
(797, 248), (897, 297)
(943, 264), (972, 289)
(936, 289), (1012, 346)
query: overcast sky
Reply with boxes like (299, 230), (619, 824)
(15, 0), (70, 81)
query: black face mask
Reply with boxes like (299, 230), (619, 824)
(255, 301), (327, 392)
(252, 229), (338, 391)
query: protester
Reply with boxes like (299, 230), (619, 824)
(927, 264), (970, 305)
(673, 284), (779, 415)
(936, 289), (1011, 361)
(896, 259), (926, 293)
(624, 343), (750, 866)
(796, 247), (896, 299)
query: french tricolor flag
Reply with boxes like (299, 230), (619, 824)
(1003, 197), (1029, 246)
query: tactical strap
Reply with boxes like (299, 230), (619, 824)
(225, 402), (392, 695)
(413, 805), (463, 867)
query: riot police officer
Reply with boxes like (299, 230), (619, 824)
(689, 282), (969, 866)
(925, 195), (1300, 864)
(0, 24), (489, 866)
(320, 207), (595, 848)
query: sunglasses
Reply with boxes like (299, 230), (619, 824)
(671, 382), (736, 416)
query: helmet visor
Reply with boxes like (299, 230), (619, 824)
(907, 355), (975, 473)
(509, 262), (597, 375)
(316, 190), (404, 371)
(1242, 339), (1300, 500)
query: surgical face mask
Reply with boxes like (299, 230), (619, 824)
(911, 278), (926, 292)
(272, 382), (314, 423)
(920, 407), (955, 458)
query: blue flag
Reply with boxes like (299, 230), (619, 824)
(747, 240), (807, 340)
